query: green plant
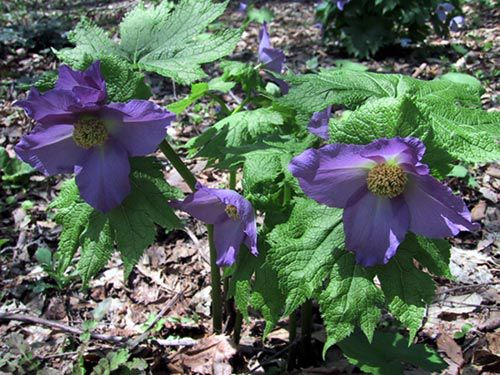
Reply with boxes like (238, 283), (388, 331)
(316, 0), (462, 58)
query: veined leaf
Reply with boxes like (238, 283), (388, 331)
(267, 198), (345, 315)
(57, 0), (240, 85)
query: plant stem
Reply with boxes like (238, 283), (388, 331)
(301, 299), (313, 341)
(208, 224), (222, 333)
(233, 311), (243, 345)
(159, 139), (222, 333)
(287, 312), (298, 370)
(159, 140), (197, 191)
(229, 170), (237, 190)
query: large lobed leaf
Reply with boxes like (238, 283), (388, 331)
(51, 158), (183, 284)
(280, 69), (500, 167)
(56, 0), (240, 85)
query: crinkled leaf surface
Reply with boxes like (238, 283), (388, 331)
(51, 158), (182, 282)
(320, 250), (384, 352)
(267, 198), (345, 315)
(338, 330), (447, 375)
(56, 0), (240, 84)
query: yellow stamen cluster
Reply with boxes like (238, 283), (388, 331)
(225, 204), (240, 220)
(73, 117), (108, 149)
(367, 163), (407, 198)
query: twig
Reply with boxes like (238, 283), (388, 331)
(248, 339), (300, 374)
(129, 291), (183, 349)
(0, 313), (126, 345)
(154, 337), (197, 347)
(436, 281), (500, 295)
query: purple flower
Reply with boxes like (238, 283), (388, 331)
(15, 61), (175, 212)
(436, 3), (455, 22)
(308, 106), (332, 140)
(258, 23), (285, 74)
(289, 137), (478, 267)
(171, 184), (258, 266)
(449, 15), (465, 32)
(336, 0), (351, 11)
(258, 23), (288, 94)
(238, 1), (248, 13)
(400, 38), (412, 48)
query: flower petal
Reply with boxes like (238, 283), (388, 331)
(170, 187), (228, 224)
(14, 124), (87, 175)
(105, 100), (175, 156)
(360, 137), (425, 166)
(258, 23), (285, 73)
(56, 62), (107, 105)
(405, 174), (479, 238)
(308, 106), (331, 140)
(344, 190), (410, 266)
(213, 219), (245, 266)
(289, 144), (373, 208)
(15, 89), (78, 125)
(75, 142), (131, 212)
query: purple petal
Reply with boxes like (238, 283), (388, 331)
(404, 174), (479, 238)
(337, 0), (350, 11)
(436, 3), (455, 22)
(344, 190), (410, 266)
(258, 23), (285, 73)
(289, 144), (374, 208)
(360, 137), (428, 174)
(55, 61), (107, 105)
(14, 124), (87, 175)
(308, 106), (332, 140)
(213, 219), (246, 266)
(105, 100), (175, 156)
(449, 16), (465, 32)
(15, 88), (78, 125)
(170, 187), (228, 224)
(75, 142), (131, 212)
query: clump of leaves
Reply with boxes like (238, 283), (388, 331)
(315, 0), (462, 58)
(55, 0), (241, 85)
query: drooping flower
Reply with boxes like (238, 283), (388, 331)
(308, 106), (332, 140)
(258, 23), (289, 94)
(171, 184), (258, 266)
(15, 61), (175, 212)
(436, 3), (455, 22)
(449, 15), (465, 32)
(289, 137), (478, 267)
(258, 22), (285, 74)
(336, 0), (351, 11)
(238, 1), (248, 13)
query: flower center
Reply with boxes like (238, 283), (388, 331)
(367, 163), (407, 198)
(73, 116), (108, 149)
(225, 204), (240, 220)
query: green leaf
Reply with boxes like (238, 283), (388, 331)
(186, 108), (284, 162)
(167, 82), (209, 114)
(375, 245), (436, 341)
(247, 7), (274, 24)
(0, 146), (35, 184)
(122, 0), (240, 84)
(57, 0), (240, 85)
(411, 234), (452, 279)
(78, 222), (114, 286)
(280, 69), (410, 112)
(417, 101), (500, 163)
(54, 19), (122, 69)
(50, 179), (93, 274)
(229, 245), (285, 336)
(96, 55), (152, 102)
(109, 157), (183, 278)
(438, 72), (483, 94)
(267, 198), (344, 315)
(338, 330), (447, 375)
(320, 250), (384, 352)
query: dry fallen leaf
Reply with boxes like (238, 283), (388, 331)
(179, 334), (236, 375)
